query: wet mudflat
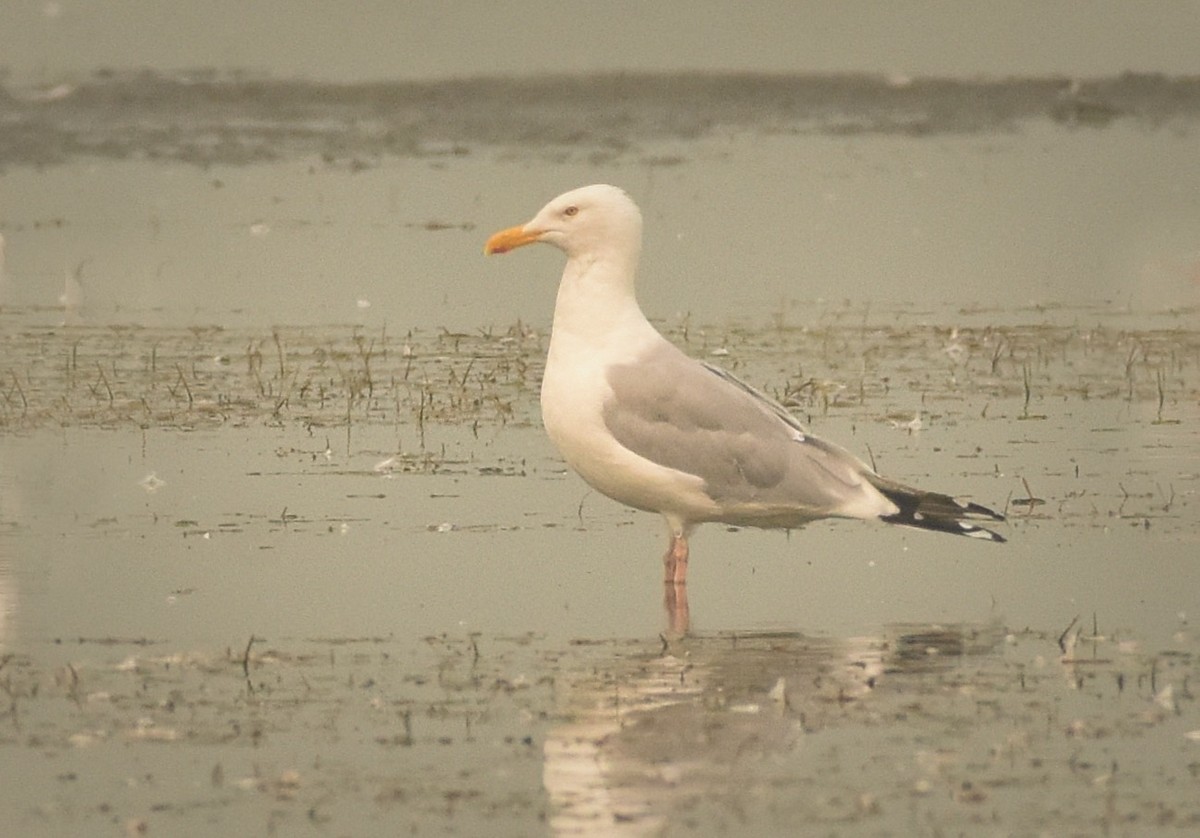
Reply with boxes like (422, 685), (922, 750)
(1, 622), (1197, 836)
(2, 308), (1198, 835)
(3, 63), (1200, 836)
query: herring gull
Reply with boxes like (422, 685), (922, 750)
(484, 184), (1004, 587)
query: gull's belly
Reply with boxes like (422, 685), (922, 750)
(540, 356), (716, 520)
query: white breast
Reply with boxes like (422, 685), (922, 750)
(540, 324), (718, 522)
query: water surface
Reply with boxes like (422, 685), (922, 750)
(2, 58), (1199, 838)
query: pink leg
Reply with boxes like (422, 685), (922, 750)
(663, 580), (690, 637)
(663, 532), (689, 585)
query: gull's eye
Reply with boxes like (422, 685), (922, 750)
(563, 205), (579, 217)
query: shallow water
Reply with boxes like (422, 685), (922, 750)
(3, 56), (1200, 838)
(3, 72), (1200, 327)
(2, 308), (1198, 834)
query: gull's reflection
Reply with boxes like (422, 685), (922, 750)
(544, 620), (1005, 836)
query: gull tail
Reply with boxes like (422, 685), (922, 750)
(868, 476), (1007, 543)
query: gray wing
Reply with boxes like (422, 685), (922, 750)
(602, 341), (878, 515)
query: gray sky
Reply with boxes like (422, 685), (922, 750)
(4, 1), (1200, 83)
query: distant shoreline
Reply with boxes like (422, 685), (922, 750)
(3, 70), (1198, 169)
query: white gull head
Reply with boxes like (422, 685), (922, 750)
(484, 183), (643, 269)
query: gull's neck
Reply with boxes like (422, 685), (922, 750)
(550, 249), (655, 350)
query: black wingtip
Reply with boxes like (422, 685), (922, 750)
(959, 522), (1007, 543)
(872, 478), (1007, 543)
(880, 509), (1008, 543)
(960, 500), (1007, 523)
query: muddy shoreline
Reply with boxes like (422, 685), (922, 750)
(4, 70), (1199, 169)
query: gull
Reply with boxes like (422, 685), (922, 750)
(484, 185), (1004, 587)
